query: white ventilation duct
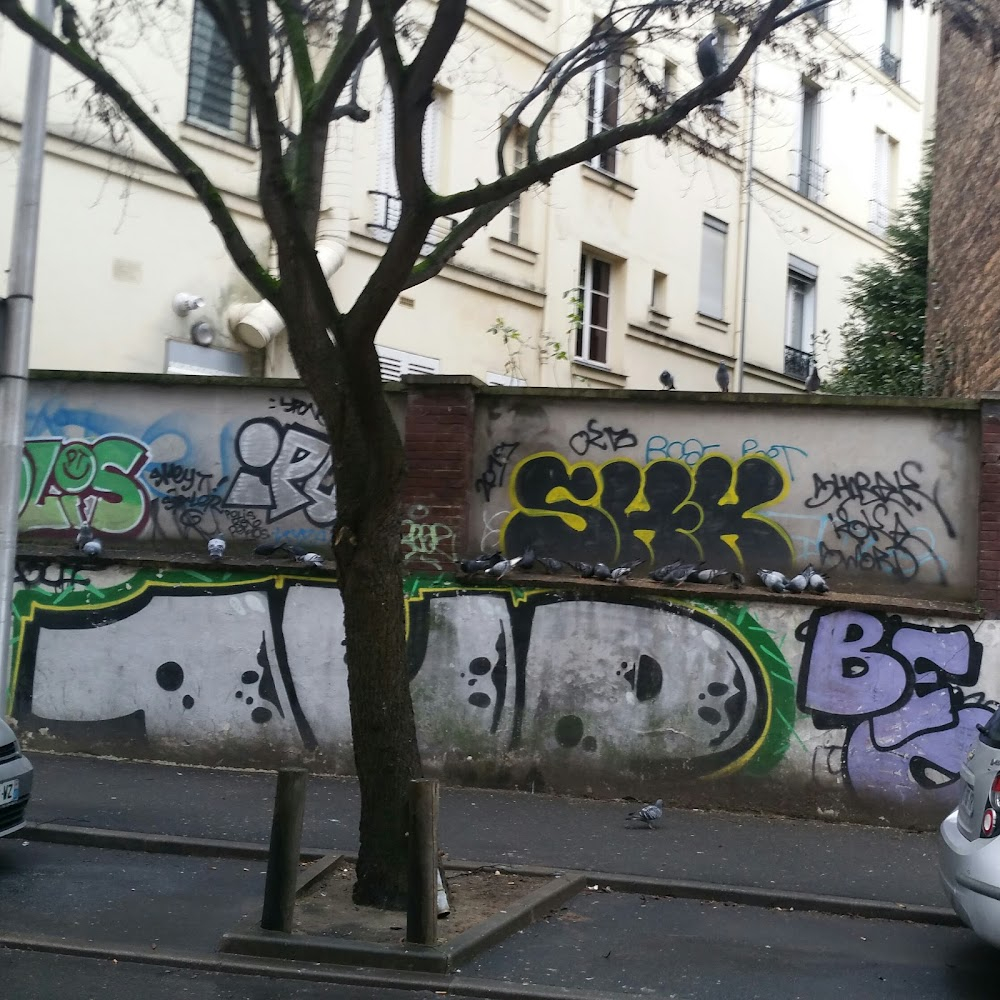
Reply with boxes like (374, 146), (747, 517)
(228, 119), (353, 349)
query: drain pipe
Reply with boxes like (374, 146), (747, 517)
(0, 0), (54, 715)
(228, 119), (353, 349)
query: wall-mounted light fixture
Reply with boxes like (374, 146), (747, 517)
(190, 320), (216, 347)
(172, 292), (205, 317)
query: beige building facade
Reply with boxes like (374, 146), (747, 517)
(0, 1), (936, 391)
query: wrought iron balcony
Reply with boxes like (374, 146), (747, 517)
(784, 344), (814, 382)
(367, 190), (457, 255)
(869, 199), (891, 237)
(880, 45), (901, 83)
(790, 150), (828, 202)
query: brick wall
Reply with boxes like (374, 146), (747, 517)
(400, 377), (478, 571)
(926, 4), (1000, 396)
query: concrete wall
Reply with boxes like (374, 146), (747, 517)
(10, 560), (993, 828)
(472, 391), (979, 600)
(18, 374), (405, 551)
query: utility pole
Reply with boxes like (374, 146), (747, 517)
(0, 0), (55, 715)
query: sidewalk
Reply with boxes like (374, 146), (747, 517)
(25, 752), (947, 908)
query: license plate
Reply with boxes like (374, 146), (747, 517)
(0, 779), (18, 805)
(961, 782), (976, 816)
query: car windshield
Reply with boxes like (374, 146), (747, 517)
(979, 706), (1000, 748)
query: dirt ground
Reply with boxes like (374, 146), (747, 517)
(294, 860), (551, 944)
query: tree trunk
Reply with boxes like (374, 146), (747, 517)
(284, 300), (422, 910)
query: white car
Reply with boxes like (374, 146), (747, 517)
(939, 706), (1000, 948)
(0, 718), (32, 838)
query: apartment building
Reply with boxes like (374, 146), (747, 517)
(0, 1), (936, 392)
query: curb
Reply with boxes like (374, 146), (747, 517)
(21, 821), (960, 927)
(0, 933), (626, 1000)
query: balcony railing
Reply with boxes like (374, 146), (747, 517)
(367, 190), (457, 255)
(784, 344), (814, 382)
(869, 199), (891, 237)
(790, 150), (828, 202)
(880, 45), (901, 83)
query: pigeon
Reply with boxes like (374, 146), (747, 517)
(784, 569), (808, 593)
(627, 798), (664, 829)
(649, 559), (682, 583)
(592, 562), (612, 581)
(486, 556), (522, 579)
(254, 541), (288, 557)
(806, 566), (830, 594)
(757, 568), (789, 593)
(208, 537), (226, 561)
(537, 556), (565, 574)
(519, 546), (536, 571)
(571, 561), (596, 579)
(458, 552), (500, 574)
(687, 567), (730, 585)
(610, 559), (643, 583)
(659, 370), (675, 390)
(296, 551), (325, 567)
(75, 523), (93, 550)
(730, 571), (745, 589)
(655, 561), (702, 585)
(805, 365), (822, 393)
(696, 31), (720, 80)
(81, 538), (102, 558)
(716, 362), (731, 392)
(284, 543), (308, 558)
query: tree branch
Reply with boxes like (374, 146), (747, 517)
(407, 0), (466, 100)
(274, 0), (315, 98)
(0, 0), (278, 305)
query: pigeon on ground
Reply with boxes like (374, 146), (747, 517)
(757, 569), (789, 593)
(208, 537), (226, 561)
(571, 561), (596, 579)
(611, 559), (643, 583)
(626, 798), (664, 829)
(805, 566), (830, 594)
(696, 32), (720, 80)
(486, 556), (522, 579)
(296, 551), (325, 567)
(659, 370), (675, 390)
(81, 538), (102, 558)
(537, 556), (565, 574)
(593, 562), (612, 581)
(75, 523), (94, 550)
(784, 568), (808, 593)
(716, 362), (731, 393)
(805, 366), (822, 393)
(687, 567), (730, 585)
(649, 559), (682, 583)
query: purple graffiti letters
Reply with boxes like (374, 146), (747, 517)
(799, 610), (990, 808)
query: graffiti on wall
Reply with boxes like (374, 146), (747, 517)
(798, 609), (993, 807)
(805, 462), (957, 584)
(500, 451), (795, 570)
(10, 564), (794, 781)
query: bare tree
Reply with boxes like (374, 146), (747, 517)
(0, 0), (834, 908)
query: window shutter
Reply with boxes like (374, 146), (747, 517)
(377, 346), (440, 381)
(186, 2), (247, 138)
(698, 216), (728, 319)
(873, 131), (889, 205)
(421, 94), (441, 187)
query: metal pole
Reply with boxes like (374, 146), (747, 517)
(406, 778), (439, 945)
(0, 0), (55, 716)
(261, 766), (308, 932)
(734, 51), (759, 394)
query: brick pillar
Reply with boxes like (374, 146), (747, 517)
(400, 376), (480, 572)
(979, 396), (1000, 615)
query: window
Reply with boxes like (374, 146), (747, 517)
(870, 129), (897, 236)
(186, 1), (250, 140)
(796, 83), (824, 200)
(785, 256), (817, 380)
(372, 86), (448, 246)
(508, 128), (528, 245)
(587, 46), (622, 173)
(698, 216), (728, 320)
(882, 0), (903, 82)
(576, 253), (612, 364)
(650, 270), (668, 312)
(376, 346), (440, 381)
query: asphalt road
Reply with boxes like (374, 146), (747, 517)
(27, 752), (947, 906)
